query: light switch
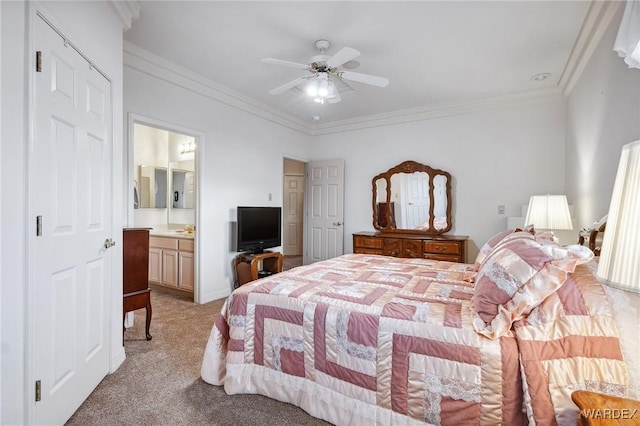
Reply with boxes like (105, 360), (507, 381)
(498, 205), (505, 214)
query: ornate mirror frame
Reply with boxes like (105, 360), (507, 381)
(372, 160), (452, 235)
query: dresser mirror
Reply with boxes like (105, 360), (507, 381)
(372, 160), (452, 235)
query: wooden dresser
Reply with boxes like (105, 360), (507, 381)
(353, 231), (468, 263)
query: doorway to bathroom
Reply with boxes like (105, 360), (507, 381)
(128, 114), (202, 302)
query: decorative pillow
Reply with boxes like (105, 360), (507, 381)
(473, 228), (533, 270)
(471, 238), (593, 339)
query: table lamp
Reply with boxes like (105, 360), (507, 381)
(524, 194), (573, 231)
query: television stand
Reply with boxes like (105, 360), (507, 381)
(234, 251), (284, 287)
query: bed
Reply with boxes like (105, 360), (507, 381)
(201, 230), (638, 425)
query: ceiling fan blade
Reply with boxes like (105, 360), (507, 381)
(262, 58), (309, 70)
(326, 47), (360, 68)
(268, 77), (307, 95)
(340, 71), (389, 88)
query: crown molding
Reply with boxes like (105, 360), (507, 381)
(124, 41), (564, 137)
(110, 0), (141, 31)
(558, 0), (623, 97)
(124, 0), (614, 139)
(310, 87), (564, 136)
(123, 42), (312, 135)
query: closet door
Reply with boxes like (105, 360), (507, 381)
(31, 14), (113, 425)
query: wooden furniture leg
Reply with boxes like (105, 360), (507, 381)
(145, 293), (152, 340)
(123, 289), (153, 340)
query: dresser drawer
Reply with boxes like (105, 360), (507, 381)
(424, 253), (462, 262)
(423, 241), (461, 255)
(354, 248), (384, 255)
(354, 236), (383, 250)
(149, 236), (178, 250)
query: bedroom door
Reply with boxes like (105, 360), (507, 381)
(283, 175), (304, 255)
(30, 15), (112, 424)
(305, 159), (344, 263)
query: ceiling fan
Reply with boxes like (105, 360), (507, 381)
(262, 39), (389, 104)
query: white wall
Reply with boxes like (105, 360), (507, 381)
(124, 66), (311, 303)
(0, 2), (124, 423)
(0, 4), (25, 423)
(310, 98), (568, 260)
(566, 7), (640, 229)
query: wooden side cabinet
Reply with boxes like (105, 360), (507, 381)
(123, 228), (152, 340)
(149, 235), (194, 293)
(234, 251), (284, 287)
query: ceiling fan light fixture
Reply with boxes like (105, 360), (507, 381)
(318, 74), (329, 97)
(264, 39), (388, 106)
(327, 80), (337, 99)
(306, 79), (319, 97)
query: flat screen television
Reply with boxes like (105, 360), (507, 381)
(237, 206), (282, 253)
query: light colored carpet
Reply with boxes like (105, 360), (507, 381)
(66, 282), (330, 425)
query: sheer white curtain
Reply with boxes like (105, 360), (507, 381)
(614, 0), (640, 69)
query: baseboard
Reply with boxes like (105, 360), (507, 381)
(110, 346), (126, 373)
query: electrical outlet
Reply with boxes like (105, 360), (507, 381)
(268, 193), (272, 201)
(498, 205), (505, 214)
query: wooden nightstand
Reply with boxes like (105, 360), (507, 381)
(572, 390), (640, 425)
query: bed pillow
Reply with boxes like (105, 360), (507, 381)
(473, 227), (534, 270)
(471, 238), (593, 339)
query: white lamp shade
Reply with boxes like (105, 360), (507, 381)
(597, 140), (640, 293)
(524, 194), (573, 230)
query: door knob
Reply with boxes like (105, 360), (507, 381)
(333, 221), (343, 226)
(104, 238), (116, 249)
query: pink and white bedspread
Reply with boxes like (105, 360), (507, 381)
(201, 254), (525, 425)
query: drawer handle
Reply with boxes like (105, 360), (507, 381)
(436, 246), (446, 251)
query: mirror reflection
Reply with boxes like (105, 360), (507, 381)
(372, 161), (452, 235)
(170, 162), (195, 209)
(133, 123), (196, 226)
(138, 165), (167, 208)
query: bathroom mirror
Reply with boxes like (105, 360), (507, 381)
(138, 165), (167, 208)
(168, 160), (195, 224)
(372, 160), (452, 235)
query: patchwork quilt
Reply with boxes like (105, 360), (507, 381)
(201, 254), (526, 425)
(514, 262), (630, 425)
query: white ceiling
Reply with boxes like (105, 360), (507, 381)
(124, 1), (592, 126)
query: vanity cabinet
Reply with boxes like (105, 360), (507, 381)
(353, 231), (467, 263)
(149, 236), (194, 292)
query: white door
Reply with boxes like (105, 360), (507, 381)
(405, 172), (430, 229)
(305, 160), (344, 264)
(283, 175), (304, 256)
(31, 16), (112, 425)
